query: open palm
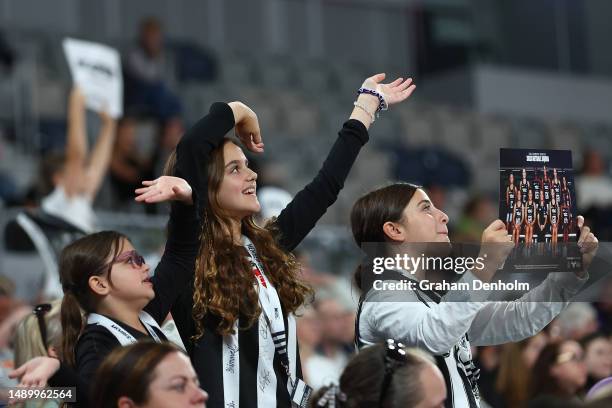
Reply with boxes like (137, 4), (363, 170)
(135, 176), (193, 205)
(362, 73), (416, 106)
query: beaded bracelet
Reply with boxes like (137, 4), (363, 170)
(353, 101), (376, 123)
(357, 87), (388, 112)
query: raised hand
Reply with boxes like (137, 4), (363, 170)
(8, 356), (60, 388)
(135, 176), (193, 205)
(98, 107), (115, 127)
(577, 215), (598, 275)
(228, 101), (264, 153)
(478, 219), (514, 280)
(361, 73), (416, 107)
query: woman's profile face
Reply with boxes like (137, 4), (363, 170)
(584, 338), (612, 380)
(396, 189), (449, 243)
(216, 142), (261, 219)
(550, 341), (587, 395)
(140, 352), (208, 408)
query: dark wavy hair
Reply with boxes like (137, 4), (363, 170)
(192, 138), (313, 338)
(309, 343), (434, 408)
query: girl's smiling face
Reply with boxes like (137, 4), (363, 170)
(215, 142), (260, 219)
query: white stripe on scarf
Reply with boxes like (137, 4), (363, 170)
(221, 236), (298, 407)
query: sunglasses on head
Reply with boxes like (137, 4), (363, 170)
(556, 350), (583, 365)
(379, 339), (407, 407)
(33, 303), (52, 350)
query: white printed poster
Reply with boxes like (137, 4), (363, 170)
(63, 38), (123, 118)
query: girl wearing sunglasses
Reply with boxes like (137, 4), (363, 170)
(10, 175), (198, 407)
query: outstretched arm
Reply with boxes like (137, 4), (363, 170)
(468, 216), (596, 345)
(135, 175), (198, 323)
(63, 88), (88, 197)
(274, 73), (415, 251)
(83, 110), (117, 199)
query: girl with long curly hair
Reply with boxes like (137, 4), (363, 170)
(137, 73), (415, 408)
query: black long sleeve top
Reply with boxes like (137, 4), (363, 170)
(171, 102), (370, 408)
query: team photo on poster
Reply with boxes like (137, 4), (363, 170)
(499, 148), (582, 272)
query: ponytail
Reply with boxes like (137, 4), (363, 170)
(61, 291), (85, 367)
(58, 230), (128, 366)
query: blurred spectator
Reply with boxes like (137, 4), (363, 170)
(576, 150), (612, 210)
(304, 296), (352, 390)
(13, 301), (62, 365)
(109, 118), (154, 210)
(10, 301), (62, 407)
(124, 17), (182, 120)
(454, 195), (496, 242)
(309, 342), (446, 408)
(154, 116), (184, 177)
(38, 89), (116, 233)
(4, 89), (116, 299)
(594, 278), (612, 332)
(91, 341), (207, 408)
(296, 306), (322, 385)
(530, 340), (587, 402)
(0, 276), (31, 402)
(556, 303), (599, 340)
(581, 333), (612, 390)
(495, 332), (549, 408)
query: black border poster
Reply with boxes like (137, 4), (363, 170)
(499, 148), (582, 272)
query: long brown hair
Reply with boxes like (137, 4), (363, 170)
(530, 341), (570, 399)
(91, 341), (181, 408)
(192, 138), (312, 338)
(496, 340), (532, 407)
(350, 182), (419, 290)
(59, 230), (127, 366)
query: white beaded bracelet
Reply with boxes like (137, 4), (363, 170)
(353, 101), (376, 123)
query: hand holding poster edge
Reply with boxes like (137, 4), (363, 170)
(62, 38), (123, 119)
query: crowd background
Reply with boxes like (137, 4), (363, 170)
(1, 1), (612, 406)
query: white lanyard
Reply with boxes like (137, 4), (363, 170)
(222, 236), (306, 408)
(87, 311), (162, 346)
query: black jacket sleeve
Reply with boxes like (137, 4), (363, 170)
(48, 327), (119, 407)
(165, 102), (236, 345)
(145, 201), (200, 324)
(174, 102), (236, 214)
(48, 363), (88, 407)
(274, 119), (369, 251)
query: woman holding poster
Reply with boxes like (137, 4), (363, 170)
(351, 182), (597, 408)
